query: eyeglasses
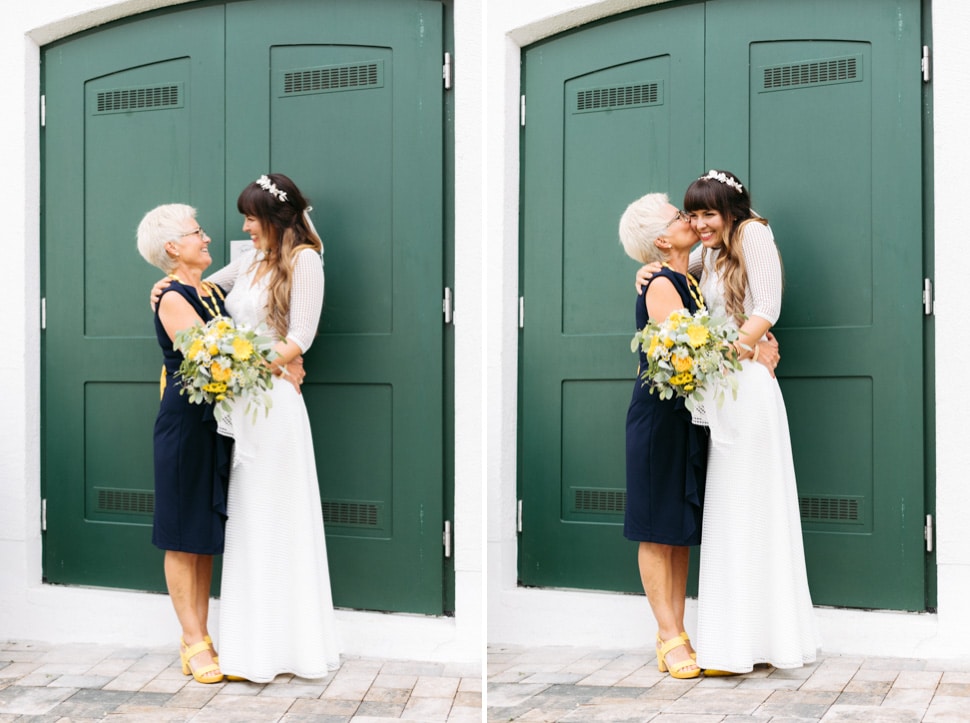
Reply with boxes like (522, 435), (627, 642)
(666, 210), (689, 229)
(181, 226), (206, 239)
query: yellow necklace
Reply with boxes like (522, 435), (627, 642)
(168, 274), (226, 319)
(661, 262), (705, 309)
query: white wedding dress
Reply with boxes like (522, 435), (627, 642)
(692, 223), (818, 673)
(209, 247), (340, 682)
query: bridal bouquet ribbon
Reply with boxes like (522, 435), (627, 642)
(631, 307), (742, 413)
(174, 317), (278, 421)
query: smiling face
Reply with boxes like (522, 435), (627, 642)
(660, 204), (699, 252)
(242, 214), (272, 251)
(689, 208), (727, 248)
(168, 219), (212, 271)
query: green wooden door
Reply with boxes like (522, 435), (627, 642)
(519, 0), (927, 610)
(42, 0), (446, 615)
(519, 3), (706, 592)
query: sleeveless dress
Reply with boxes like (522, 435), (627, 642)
(216, 247), (340, 682)
(624, 267), (708, 546)
(151, 281), (231, 555)
(694, 223), (818, 672)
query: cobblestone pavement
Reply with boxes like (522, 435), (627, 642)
(488, 645), (970, 722)
(0, 640), (481, 722)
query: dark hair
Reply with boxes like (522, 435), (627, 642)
(683, 169), (753, 227)
(237, 173), (322, 338)
(684, 170), (769, 322)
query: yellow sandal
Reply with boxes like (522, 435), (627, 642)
(657, 636), (700, 679)
(204, 635), (247, 682)
(180, 638), (223, 684)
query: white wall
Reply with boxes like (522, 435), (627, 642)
(0, 0), (482, 664)
(486, 0), (970, 659)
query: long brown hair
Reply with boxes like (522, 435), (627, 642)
(237, 173), (322, 339)
(683, 170), (766, 323)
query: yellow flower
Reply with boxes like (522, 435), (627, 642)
(669, 372), (694, 388)
(208, 344), (219, 356)
(672, 353), (693, 373)
(647, 334), (660, 357)
(211, 361), (232, 382)
(663, 336), (674, 348)
(188, 339), (205, 360)
(202, 381), (228, 394)
(232, 336), (254, 361)
(215, 319), (232, 334)
(667, 311), (685, 325)
(686, 324), (709, 348)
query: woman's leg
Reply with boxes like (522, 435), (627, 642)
(669, 545), (694, 656)
(194, 554), (215, 648)
(164, 551), (219, 675)
(638, 542), (697, 672)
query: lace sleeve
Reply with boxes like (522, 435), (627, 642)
(204, 249), (253, 293)
(286, 248), (325, 353)
(742, 222), (782, 324)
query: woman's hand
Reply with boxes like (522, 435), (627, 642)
(754, 332), (780, 378)
(150, 277), (172, 311)
(635, 262), (663, 295)
(274, 355), (306, 394)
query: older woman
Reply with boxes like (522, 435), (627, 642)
(137, 204), (230, 684)
(619, 192), (707, 679)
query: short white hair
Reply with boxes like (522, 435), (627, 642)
(136, 203), (197, 273)
(618, 192), (670, 264)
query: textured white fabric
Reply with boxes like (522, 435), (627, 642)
(694, 239), (818, 673)
(217, 249), (339, 682)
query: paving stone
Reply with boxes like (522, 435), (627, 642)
(42, 687), (135, 717)
(0, 684), (76, 715)
(819, 704), (921, 722)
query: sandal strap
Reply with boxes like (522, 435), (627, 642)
(182, 639), (212, 661)
(666, 656), (697, 674)
(192, 662), (221, 678)
(658, 636), (689, 657)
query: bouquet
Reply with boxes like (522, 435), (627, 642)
(631, 307), (742, 413)
(174, 317), (278, 420)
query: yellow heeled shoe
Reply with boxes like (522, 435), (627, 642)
(204, 635), (247, 682)
(657, 636), (700, 679)
(180, 638), (223, 684)
(679, 631), (697, 660)
(703, 668), (740, 676)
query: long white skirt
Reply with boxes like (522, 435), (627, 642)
(218, 380), (340, 682)
(695, 360), (818, 673)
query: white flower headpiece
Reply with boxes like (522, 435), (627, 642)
(256, 174), (288, 203)
(700, 170), (743, 193)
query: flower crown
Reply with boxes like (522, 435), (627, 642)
(700, 169), (743, 193)
(256, 175), (288, 203)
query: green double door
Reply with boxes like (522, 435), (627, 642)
(42, 0), (447, 614)
(520, 0), (927, 610)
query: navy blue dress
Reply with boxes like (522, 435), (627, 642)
(152, 281), (232, 555)
(624, 267), (708, 546)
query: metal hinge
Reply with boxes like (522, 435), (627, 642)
(41, 95), (46, 127)
(41, 297), (46, 330)
(922, 46), (931, 83)
(923, 278), (933, 316)
(518, 297), (524, 328)
(520, 95), (526, 126)
(443, 520), (452, 558)
(925, 513), (934, 553)
(443, 52), (452, 90)
(443, 287), (453, 324)
(517, 500), (523, 533)
(41, 499), (47, 532)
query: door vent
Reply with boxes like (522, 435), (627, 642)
(575, 82), (662, 113)
(799, 495), (861, 523)
(322, 499), (383, 528)
(573, 488), (626, 514)
(94, 84), (182, 114)
(96, 488), (154, 515)
(761, 55), (862, 92)
(282, 61), (384, 97)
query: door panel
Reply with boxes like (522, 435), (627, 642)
(519, 3), (706, 592)
(705, 0), (925, 609)
(42, 0), (445, 615)
(42, 4), (227, 590)
(520, 0), (926, 610)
